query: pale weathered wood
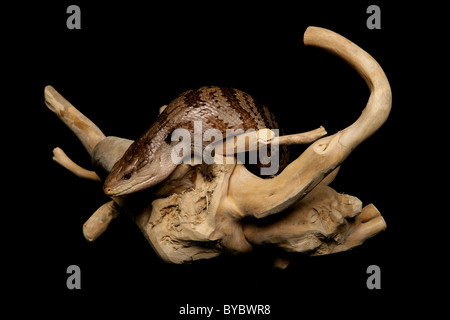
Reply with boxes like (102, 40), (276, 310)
(46, 26), (390, 264)
(83, 200), (121, 241)
(243, 184), (386, 255)
(212, 26), (392, 252)
(213, 126), (327, 156)
(45, 85), (106, 156)
(52, 147), (101, 181)
(45, 85), (123, 240)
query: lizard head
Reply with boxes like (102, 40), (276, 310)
(103, 139), (177, 196)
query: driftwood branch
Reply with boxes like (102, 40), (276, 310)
(45, 85), (122, 240)
(52, 147), (101, 181)
(45, 26), (389, 265)
(211, 26), (392, 252)
(45, 85), (105, 156)
(83, 201), (121, 241)
(214, 127), (328, 156)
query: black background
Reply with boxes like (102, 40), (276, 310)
(4, 1), (442, 318)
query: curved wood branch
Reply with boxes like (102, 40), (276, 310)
(225, 27), (392, 219)
(304, 27), (392, 149)
(213, 27), (392, 252)
(52, 147), (101, 181)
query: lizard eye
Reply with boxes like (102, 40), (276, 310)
(123, 171), (133, 180)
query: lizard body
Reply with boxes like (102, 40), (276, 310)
(103, 86), (285, 196)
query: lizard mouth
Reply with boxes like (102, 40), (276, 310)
(103, 175), (157, 196)
(104, 183), (129, 196)
(104, 185), (129, 196)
